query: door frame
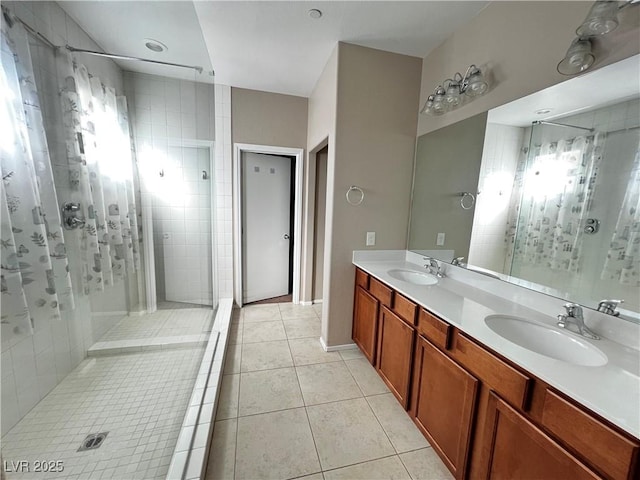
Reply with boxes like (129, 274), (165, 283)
(142, 138), (215, 313)
(234, 143), (304, 307)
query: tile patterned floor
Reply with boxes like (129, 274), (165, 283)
(1, 348), (204, 479)
(97, 308), (212, 342)
(205, 303), (453, 480)
(2, 307), (215, 480)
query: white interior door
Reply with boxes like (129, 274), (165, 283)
(242, 152), (292, 303)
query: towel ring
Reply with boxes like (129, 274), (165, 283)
(460, 192), (476, 210)
(346, 185), (364, 206)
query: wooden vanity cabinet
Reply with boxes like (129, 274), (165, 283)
(376, 305), (415, 408)
(479, 393), (600, 480)
(352, 285), (379, 364)
(411, 335), (478, 479)
(351, 269), (640, 480)
(352, 270), (393, 365)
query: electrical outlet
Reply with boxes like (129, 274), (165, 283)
(436, 232), (445, 246)
(366, 231), (376, 246)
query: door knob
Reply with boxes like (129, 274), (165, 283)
(284, 234), (290, 240)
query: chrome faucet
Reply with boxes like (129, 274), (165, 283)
(452, 256), (465, 267)
(423, 257), (445, 278)
(597, 299), (623, 317)
(557, 303), (600, 340)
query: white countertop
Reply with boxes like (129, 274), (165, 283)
(353, 251), (640, 440)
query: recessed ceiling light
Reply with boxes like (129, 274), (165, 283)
(535, 108), (552, 115)
(144, 38), (167, 53)
(308, 9), (322, 19)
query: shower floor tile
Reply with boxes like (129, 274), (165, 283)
(97, 308), (213, 343)
(1, 347), (204, 479)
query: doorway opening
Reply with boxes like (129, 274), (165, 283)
(141, 139), (217, 312)
(312, 145), (328, 304)
(233, 144), (304, 307)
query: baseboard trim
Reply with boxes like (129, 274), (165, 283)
(319, 337), (357, 352)
(92, 311), (128, 318)
(312, 299), (323, 304)
(128, 310), (147, 317)
(299, 301), (313, 306)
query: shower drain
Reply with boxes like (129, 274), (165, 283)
(77, 432), (109, 452)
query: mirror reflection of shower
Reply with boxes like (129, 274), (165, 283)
(504, 100), (640, 314)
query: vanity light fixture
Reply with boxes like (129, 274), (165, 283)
(557, 0), (638, 76)
(557, 37), (595, 75)
(420, 64), (489, 116)
(576, 0), (620, 36)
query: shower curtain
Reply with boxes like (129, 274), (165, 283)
(507, 133), (604, 273)
(1, 23), (73, 340)
(59, 57), (140, 292)
(601, 147), (640, 286)
(1, 21), (140, 343)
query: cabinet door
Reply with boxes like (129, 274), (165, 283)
(376, 306), (415, 408)
(480, 393), (600, 480)
(412, 335), (478, 479)
(352, 286), (379, 364)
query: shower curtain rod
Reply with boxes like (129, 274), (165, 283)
(532, 120), (595, 132)
(65, 46), (209, 75)
(3, 7), (211, 76)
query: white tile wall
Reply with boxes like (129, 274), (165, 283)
(468, 124), (524, 273)
(1, 1), (125, 435)
(214, 84), (234, 298)
(124, 72), (223, 306)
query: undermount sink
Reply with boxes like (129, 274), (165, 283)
(484, 315), (608, 367)
(387, 269), (438, 286)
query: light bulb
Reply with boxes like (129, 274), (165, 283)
(445, 82), (462, 108)
(465, 68), (488, 97)
(576, 1), (619, 36)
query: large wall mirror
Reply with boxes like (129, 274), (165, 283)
(408, 55), (640, 322)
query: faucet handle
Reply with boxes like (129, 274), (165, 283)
(452, 256), (465, 266)
(563, 303), (583, 317)
(597, 299), (623, 316)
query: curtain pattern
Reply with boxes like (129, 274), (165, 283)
(2, 20), (140, 342)
(58, 55), (141, 293)
(507, 133), (604, 273)
(601, 147), (640, 286)
(1, 24), (73, 341)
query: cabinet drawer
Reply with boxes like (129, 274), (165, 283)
(541, 390), (640, 480)
(356, 268), (369, 289)
(454, 333), (532, 410)
(369, 277), (393, 307)
(393, 294), (417, 326)
(417, 309), (451, 350)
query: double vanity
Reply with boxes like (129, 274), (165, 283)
(351, 250), (640, 480)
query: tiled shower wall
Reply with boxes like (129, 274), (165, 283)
(1, 1), (126, 435)
(468, 124), (524, 273)
(123, 72), (223, 306)
(214, 84), (234, 299)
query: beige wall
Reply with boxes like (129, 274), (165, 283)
(408, 112), (487, 259)
(324, 43), (422, 346)
(302, 46), (338, 316)
(418, 1), (640, 136)
(231, 87), (308, 148)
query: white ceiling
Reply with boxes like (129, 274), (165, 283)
(59, 1), (215, 83)
(60, 1), (488, 96)
(489, 55), (640, 127)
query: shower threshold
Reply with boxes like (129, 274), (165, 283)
(166, 298), (234, 480)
